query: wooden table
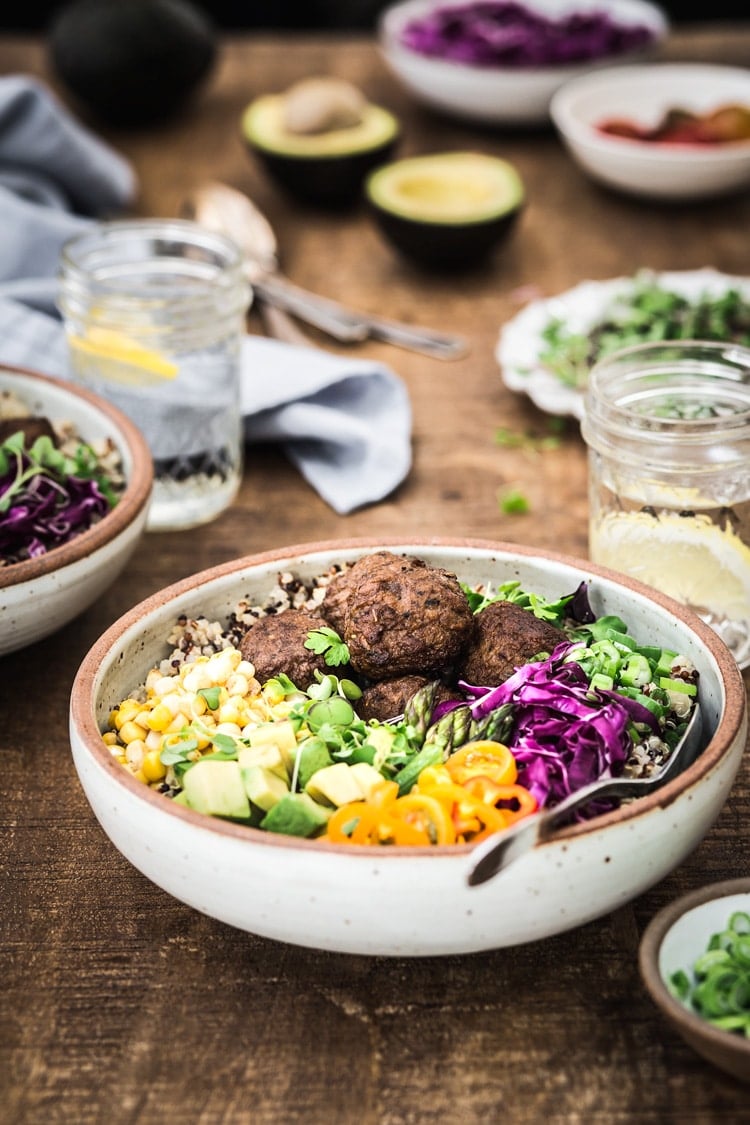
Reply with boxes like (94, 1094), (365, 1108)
(2, 26), (750, 1124)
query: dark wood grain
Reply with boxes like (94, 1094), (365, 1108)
(1, 27), (750, 1125)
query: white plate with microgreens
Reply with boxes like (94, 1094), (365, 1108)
(496, 268), (750, 419)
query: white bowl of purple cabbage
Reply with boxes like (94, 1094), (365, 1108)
(379, 0), (668, 125)
(0, 365), (152, 656)
(69, 537), (746, 956)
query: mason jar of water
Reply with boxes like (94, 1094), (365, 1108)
(581, 341), (750, 669)
(59, 219), (250, 531)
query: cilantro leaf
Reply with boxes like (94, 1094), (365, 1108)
(304, 627), (350, 667)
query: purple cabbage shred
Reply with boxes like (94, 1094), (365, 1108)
(400, 1), (656, 69)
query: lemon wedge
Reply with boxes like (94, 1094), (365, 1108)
(591, 509), (750, 621)
(68, 326), (179, 386)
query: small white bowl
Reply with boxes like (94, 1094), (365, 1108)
(69, 538), (746, 956)
(640, 880), (750, 1083)
(551, 63), (750, 200)
(0, 366), (152, 655)
(379, 0), (667, 126)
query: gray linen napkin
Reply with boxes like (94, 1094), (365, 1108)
(0, 76), (412, 515)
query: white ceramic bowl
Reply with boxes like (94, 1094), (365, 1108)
(379, 0), (667, 126)
(551, 63), (750, 200)
(0, 366), (152, 656)
(639, 879), (750, 1083)
(69, 538), (747, 956)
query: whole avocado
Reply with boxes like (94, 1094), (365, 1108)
(49, 0), (218, 128)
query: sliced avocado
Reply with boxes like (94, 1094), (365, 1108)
(241, 764), (290, 812)
(295, 737), (334, 791)
(238, 742), (289, 782)
(241, 94), (399, 208)
(260, 793), (332, 838)
(304, 762), (364, 808)
(246, 720), (298, 774)
(182, 759), (251, 821)
(348, 762), (386, 801)
(366, 152), (524, 269)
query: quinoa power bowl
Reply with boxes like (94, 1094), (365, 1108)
(103, 550), (699, 848)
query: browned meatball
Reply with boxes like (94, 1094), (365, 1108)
(357, 675), (456, 722)
(239, 609), (330, 690)
(356, 674), (431, 722)
(459, 601), (566, 686)
(319, 568), (350, 636)
(329, 550), (473, 681)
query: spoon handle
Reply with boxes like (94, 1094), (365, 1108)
(255, 275), (467, 359)
(253, 276), (369, 343)
(466, 704), (703, 886)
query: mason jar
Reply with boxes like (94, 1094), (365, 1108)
(581, 340), (750, 669)
(59, 219), (250, 531)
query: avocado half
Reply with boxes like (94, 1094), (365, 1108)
(241, 94), (400, 208)
(365, 152), (524, 269)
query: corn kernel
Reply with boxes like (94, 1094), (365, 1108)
(132, 769), (148, 784)
(189, 694), (208, 718)
(114, 698), (142, 729)
(237, 659), (256, 679)
(151, 675), (179, 698)
(102, 731), (119, 746)
(182, 663), (213, 693)
(125, 740), (147, 769)
(145, 702), (173, 732)
(119, 719), (148, 745)
(165, 711), (191, 734)
(144, 730), (163, 752)
(142, 750), (167, 782)
(218, 699), (244, 726)
(226, 673), (250, 699)
(262, 681), (285, 706)
(159, 692), (185, 718)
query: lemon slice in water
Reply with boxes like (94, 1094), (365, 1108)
(591, 509), (750, 622)
(68, 327), (178, 386)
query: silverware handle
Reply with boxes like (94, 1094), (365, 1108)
(466, 704), (703, 886)
(363, 316), (468, 360)
(254, 276), (369, 343)
(256, 275), (467, 359)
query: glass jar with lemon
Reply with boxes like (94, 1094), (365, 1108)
(59, 220), (250, 531)
(582, 341), (750, 668)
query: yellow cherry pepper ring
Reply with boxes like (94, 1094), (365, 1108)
(445, 740), (518, 786)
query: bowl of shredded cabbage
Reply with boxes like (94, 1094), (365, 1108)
(0, 365), (152, 655)
(379, 0), (668, 125)
(69, 537), (746, 956)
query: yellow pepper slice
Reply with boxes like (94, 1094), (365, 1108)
(445, 740), (518, 786)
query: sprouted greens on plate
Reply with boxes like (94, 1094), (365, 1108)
(538, 273), (750, 391)
(104, 551), (699, 848)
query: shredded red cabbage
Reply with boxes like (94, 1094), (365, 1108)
(400, 1), (656, 69)
(0, 462), (110, 563)
(438, 642), (663, 809)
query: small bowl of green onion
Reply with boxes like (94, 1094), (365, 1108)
(639, 879), (750, 1083)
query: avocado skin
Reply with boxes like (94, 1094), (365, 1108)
(48, 0), (217, 128)
(369, 205), (522, 270)
(247, 138), (399, 209)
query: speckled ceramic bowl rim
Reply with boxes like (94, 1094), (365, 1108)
(551, 63), (750, 166)
(0, 365), (153, 590)
(71, 536), (747, 858)
(639, 878), (750, 1060)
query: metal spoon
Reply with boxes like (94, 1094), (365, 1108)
(466, 703), (704, 887)
(180, 182), (468, 360)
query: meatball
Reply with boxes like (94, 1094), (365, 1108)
(459, 600), (566, 686)
(239, 609), (330, 690)
(319, 567), (350, 636)
(327, 550), (473, 681)
(357, 675), (456, 722)
(356, 674), (431, 723)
